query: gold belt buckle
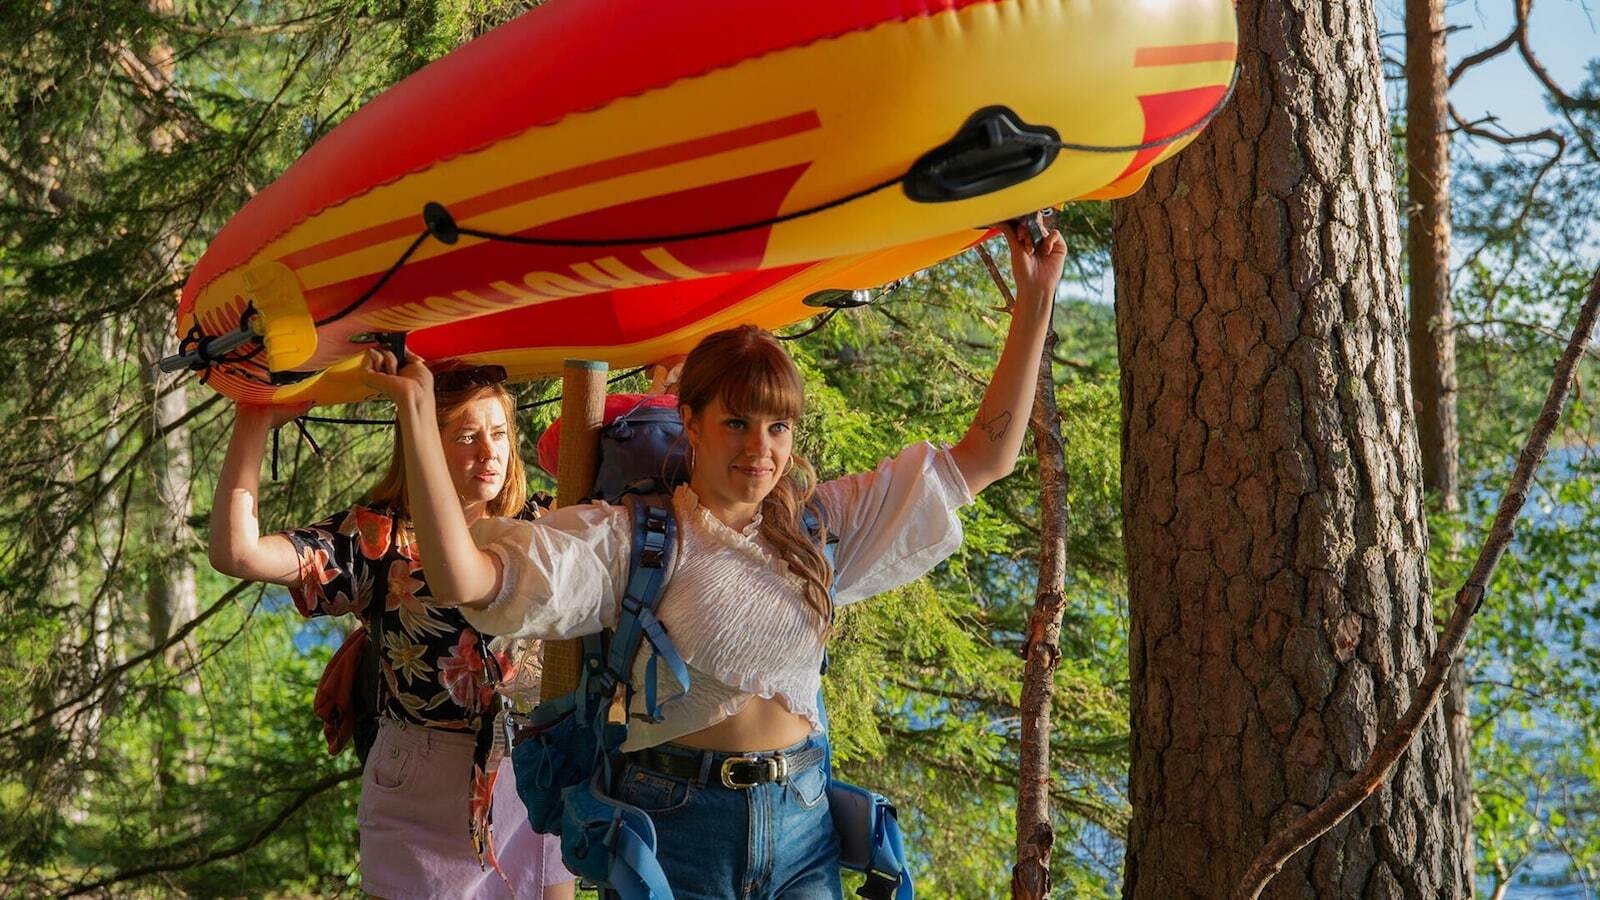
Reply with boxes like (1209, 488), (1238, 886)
(719, 753), (787, 789)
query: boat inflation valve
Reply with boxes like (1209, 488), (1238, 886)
(904, 106), (1060, 203)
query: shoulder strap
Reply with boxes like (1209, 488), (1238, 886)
(802, 502), (840, 593)
(598, 495), (689, 731)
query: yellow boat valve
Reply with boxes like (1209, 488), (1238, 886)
(243, 262), (318, 373)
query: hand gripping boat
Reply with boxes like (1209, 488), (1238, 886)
(171, 0), (1238, 404)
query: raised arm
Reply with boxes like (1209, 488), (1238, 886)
(949, 222), (1068, 495)
(364, 349), (503, 608)
(208, 403), (312, 584)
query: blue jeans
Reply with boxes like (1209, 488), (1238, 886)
(612, 736), (843, 900)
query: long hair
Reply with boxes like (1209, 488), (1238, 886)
(677, 325), (833, 635)
(366, 380), (528, 522)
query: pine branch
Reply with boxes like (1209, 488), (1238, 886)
(58, 766), (361, 897)
(155, 7), (344, 39)
(1233, 264), (1600, 897)
(0, 580), (257, 743)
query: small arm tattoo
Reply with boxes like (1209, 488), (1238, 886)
(979, 410), (1012, 442)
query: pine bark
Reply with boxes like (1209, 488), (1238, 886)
(1405, 0), (1458, 502)
(1404, 0), (1473, 885)
(1112, 1), (1466, 896)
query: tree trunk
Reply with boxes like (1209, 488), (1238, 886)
(131, 0), (198, 668)
(1404, 0), (1473, 884)
(1112, 1), (1466, 896)
(1013, 331), (1069, 899)
(1405, 0), (1457, 502)
(139, 324), (198, 666)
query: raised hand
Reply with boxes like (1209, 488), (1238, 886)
(1000, 217), (1068, 313)
(362, 348), (433, 406)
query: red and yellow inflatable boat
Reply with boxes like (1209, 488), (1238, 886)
(175, 0), (1238, 404)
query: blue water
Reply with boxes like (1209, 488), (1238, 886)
(1500, 852), (1593, 899)
(1472, 447), (1600, 898)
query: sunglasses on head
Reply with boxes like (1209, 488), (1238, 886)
(432, 364), (508, 393)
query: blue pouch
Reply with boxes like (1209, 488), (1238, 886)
(560, 767), (673, 900)
(817, 667), (913, 900)
(510, 698), (596, 835)
(827, 779), (913, 900)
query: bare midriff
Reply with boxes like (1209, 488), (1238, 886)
(672, 695), (813, 752)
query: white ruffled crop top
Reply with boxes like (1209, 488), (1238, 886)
(462, 441), (972, 752)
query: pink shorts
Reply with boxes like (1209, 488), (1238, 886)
(358, 720), (573, 899)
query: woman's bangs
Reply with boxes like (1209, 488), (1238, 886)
(717, 357), (803, 421)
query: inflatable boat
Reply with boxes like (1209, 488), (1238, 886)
(173, 0), (1238, 404)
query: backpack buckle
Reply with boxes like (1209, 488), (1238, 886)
(719, 753), (786, 789)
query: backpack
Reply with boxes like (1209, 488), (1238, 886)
(314, 610), (384, 765)
(513, 395), (913, 899)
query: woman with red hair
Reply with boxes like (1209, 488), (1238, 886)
(208, 369), (574, 900)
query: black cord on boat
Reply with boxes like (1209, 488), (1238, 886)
(293, 366), (651, 427)
(312, 230), (431, 328)
(452, 176), (904, 249)
(293, 417), (322, 455)
(776, 309), (840, 342)
(432, 72), (1238, 248)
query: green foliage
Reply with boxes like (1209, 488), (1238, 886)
(791, 241), (1129, 895)
(1423, 66), (1600, 885)
(0, 2), (534, 894)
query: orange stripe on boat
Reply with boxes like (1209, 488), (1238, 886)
(1134, 42), (1236, 67)
(277, 110), (822, 272)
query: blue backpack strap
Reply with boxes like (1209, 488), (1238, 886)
(607, 824), (673, 900)
(801, 504), (837, 565)
(606, 495), (690, 724)
(545, 495), (685, 898)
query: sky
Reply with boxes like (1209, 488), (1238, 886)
(1378, 0), (1598, 149)
(1078, 0), (1599, 303)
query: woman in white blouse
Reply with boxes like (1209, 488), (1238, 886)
(363, 223), (1066, 898)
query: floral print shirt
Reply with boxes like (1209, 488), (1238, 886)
(286, 501), (539, 871)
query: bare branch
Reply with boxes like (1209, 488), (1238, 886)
(1447, 24), (1518, 87)
(973, 242), (1016, 312)
(1512, 0), (1596, 113)
(1446, 105), (1565, 151)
